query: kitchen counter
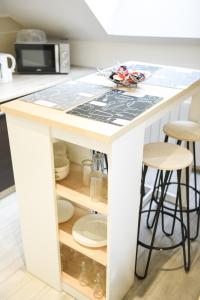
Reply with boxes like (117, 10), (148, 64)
(0, 66), (94, 104)
(2, 63), (200, 142)
(1, 61), (200, 300)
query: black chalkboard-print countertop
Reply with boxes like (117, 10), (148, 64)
(67, 89), (163, 126)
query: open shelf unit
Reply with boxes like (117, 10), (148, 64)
(56, 163), (108, 215)
(4, 108), (141, 300)
(54, 146), (108, 299)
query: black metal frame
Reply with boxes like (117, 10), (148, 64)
(164, 136), (200, 240)
(135, 167), (191, 279)
(148, 180), (200, 240)
(135, 132), (200, 279)
(146, 136), (200, 240)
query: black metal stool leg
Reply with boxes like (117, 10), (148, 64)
(185, 167), (191, 270)
(192, 142), (198, 209)
(189, 142), (200, 240)
(164, 135), (169, 142)
(185, 141), (200, 241)
(141, 165), (148, 198)
(135, 165), (148, 277)
(104, 154), (108, 171)
(161, 138), (181, 236)
(176, 169), (190, 272)
(136, 170), (170, 279)
(161, 172), (179, 237)
(146, 170), (160, 228)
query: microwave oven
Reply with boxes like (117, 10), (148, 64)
(15, 41), (70, 74)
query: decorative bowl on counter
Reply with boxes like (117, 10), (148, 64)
(99, 64), (149, 88)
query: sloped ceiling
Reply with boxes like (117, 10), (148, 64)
(0, 0), (8, 16)
(0, 0), (107, 40)
(85, 0), (200, 39)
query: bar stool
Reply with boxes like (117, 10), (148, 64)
(163, 120), (200, 240)
(135, 142), (193, 279)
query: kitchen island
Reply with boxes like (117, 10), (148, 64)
(1, 62), (200, 300)
(0, 66), (94, 197)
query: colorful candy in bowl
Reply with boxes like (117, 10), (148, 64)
(108, 65), (146, 87)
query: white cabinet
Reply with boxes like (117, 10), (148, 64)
(5, 115), (144, 300)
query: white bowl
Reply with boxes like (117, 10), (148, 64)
(55, 157), (70, 181)
(57, 199), (74, 223)
(55, 156), (69, 169)
(55, 169), (69, 181)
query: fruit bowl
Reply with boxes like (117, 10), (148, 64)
(99, 65), (147, 88)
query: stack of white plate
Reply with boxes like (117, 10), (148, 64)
(72, 214), (107, 248)
(57, 199), (74, 223)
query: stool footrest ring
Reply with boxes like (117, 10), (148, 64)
(138, 209), (187, 251)
(152, 181), (200, 213)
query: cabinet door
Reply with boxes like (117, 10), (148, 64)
(0, 113), (14, 192)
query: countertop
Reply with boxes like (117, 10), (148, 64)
(1, 61), (200, 143)
(0, 66), (94, 104)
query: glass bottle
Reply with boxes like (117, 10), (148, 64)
(90, 152), (104, 202)
(67, 249), (81, 277)
(93, 272), (104, 299)
(92, 152), (105, 173)
(79, 261), (89, 286)
(92, 260), (100, 278)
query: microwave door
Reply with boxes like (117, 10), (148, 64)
(15, 44), (57, 74)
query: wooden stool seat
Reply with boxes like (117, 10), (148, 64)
(143, 142), (193, 171)
(163, 121), (200, 142)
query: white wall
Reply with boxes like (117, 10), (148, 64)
(70, 39), (200, 69)
(1, 0), (200, 69)
(0, 1), (7, 16)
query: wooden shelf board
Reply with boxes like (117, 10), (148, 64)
(59, 207), (107, 266)
(62, 271), (106, 300)
(56, 163), (108, 215)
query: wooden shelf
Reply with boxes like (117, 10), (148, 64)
(56, 163), (108, 215)
(62, 271), (106, 300)
(59, 207), (107, 266)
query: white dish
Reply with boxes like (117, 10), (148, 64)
(55, 157), (70, 181)
(57, 199), (74, 223)
(55, 156), (70, 170)
(55, 167), (70, 181)
(72, 214), (107, 248)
